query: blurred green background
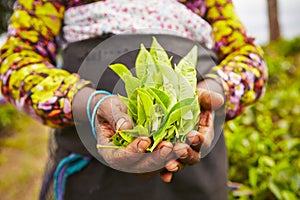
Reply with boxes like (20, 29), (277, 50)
(226, 38), (300, 199)
(0, 0), (300, 200)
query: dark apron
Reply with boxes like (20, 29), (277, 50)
(50, 34), (228, 200)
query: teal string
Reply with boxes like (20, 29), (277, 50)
(86, 90), (113, 140)
(86, 90), (111, 123)
(90, 95), (113, 140)
(54, 154), (90, 200)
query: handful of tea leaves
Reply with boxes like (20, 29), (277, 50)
(108, 37), (200, 152)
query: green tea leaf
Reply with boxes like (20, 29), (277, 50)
(127, 90), (138, 122)
(135, 44), (157, 86)
(135, 44), (149, 79)
(159, 60), (179, 87)
(127, 98), (138, 121)
(178, 120), (195, 136)
(149, 104), (166, 134)
(119, 124), (149, 139)
(109, 64), (140, 97)
(167, 98), (197, 126)
(160, 83), (177, 109)
(118, 95), (129, 107)
(119, 130), (136, 144)
(137, 93), (146, 126)
(109, 63), (132, 79)
(182, 110), (193, 120)
(175, 45), (198, 89)
(137, 88), (154, 123)
(110, 133), (129, 147)
(149, 98), (197, 151)
(150, 36), (172, 67)
(177, 72), (195, 101)
(164, 125), (176, 141)
(123, 74), (141, 97)
(156, 61), (179, 106)
(147, 87), (170, 110)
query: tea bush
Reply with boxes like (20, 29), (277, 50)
(226, 37), (300, 200)
(0, 104), (22, 136)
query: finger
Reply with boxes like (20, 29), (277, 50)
(186, 110), (214, 146)
(155, 141), (174, 160)
(197, 125), (214, 152)
(131, 141), (173, 172)
(96, 122), (132, 168)
(97, 122), (151, 168)
(160, 170), (173, 183)
(96, 121), (171, 173)
(173, 143), (201, 165)
(186, 110), (214, 152)
(199, 110), (213, 127)
(125, 136), (152, 153)
(186, 130), (205, 151)
(165, 159), (185, 172)
(96, 121), (115, 145)
(198, 110), (214, 149)
(197, 89), (224, 111)
(97, 96), (133, 130)
(108, 137), (151, 164)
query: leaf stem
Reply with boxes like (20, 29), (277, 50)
(96, 144), (121, 149)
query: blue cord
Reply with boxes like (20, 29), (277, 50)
(90, 95), (113, 140)
(86, 90), (112, 123)
(86, 90), (116, 140)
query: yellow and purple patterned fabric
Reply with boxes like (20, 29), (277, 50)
(0, 0), (267, 128)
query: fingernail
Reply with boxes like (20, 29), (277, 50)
(187, 131), (197, 143)
(116, 118), (126, 130)
(187, 131), (204, 146)
(166, 162), (179, 172)
(137, 139), (150, 152)
(175, 147), (188, 159)
(190, 136), (201, 146)
(159, 146), (172, 158)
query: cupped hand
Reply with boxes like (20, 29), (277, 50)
(162, 80), (225, 182)
(95, 95), (174, 180)
(73, 87), (176, 181)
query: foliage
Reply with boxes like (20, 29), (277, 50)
(226, 37), (300, 199)
(0, 103), (33, 139)
(0, 104), (20, 134)
(266, 37), (300, 58)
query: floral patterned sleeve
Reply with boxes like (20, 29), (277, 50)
(185, 0), (268, 120)
(0, 0), (90, 128)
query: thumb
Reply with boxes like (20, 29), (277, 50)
(97, 96), (133, 130)
(198, 89), (224, 110)
(114, 114), (133, 131)
(197, 79), (225, 111)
